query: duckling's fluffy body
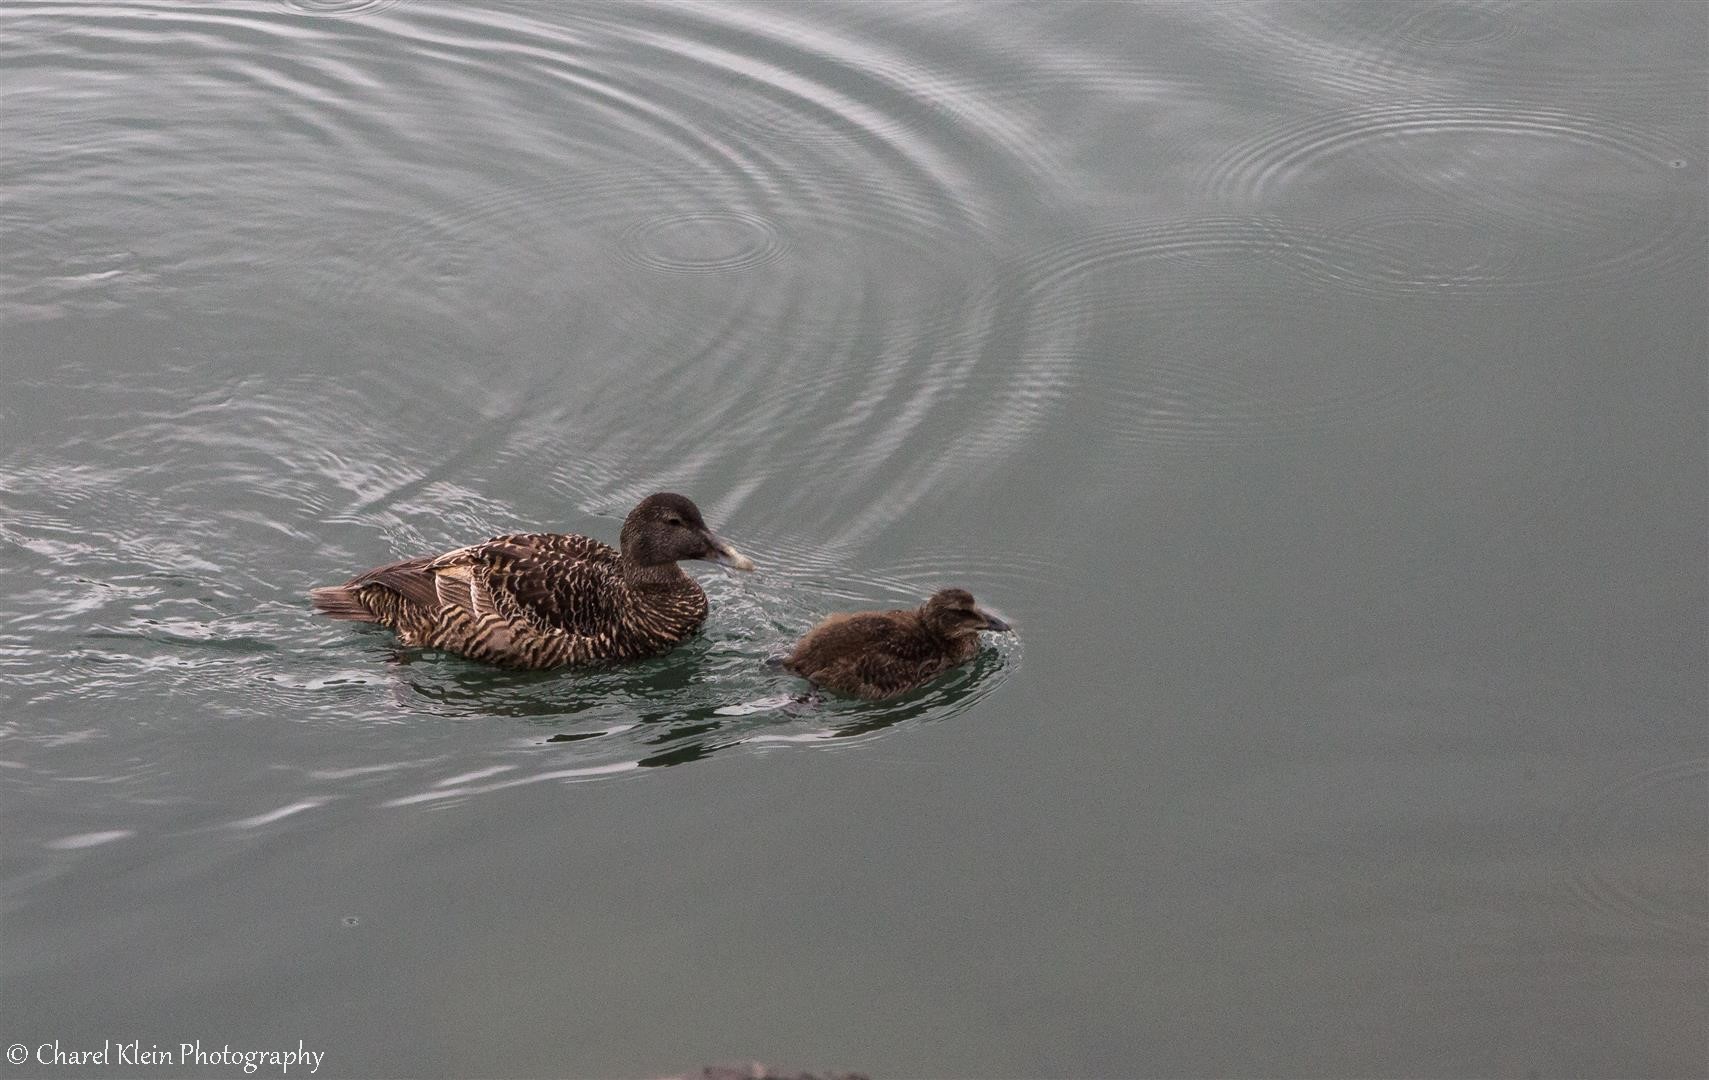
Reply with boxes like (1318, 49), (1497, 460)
(784, 588), (1011, 699)
(310, 493), (752, 669)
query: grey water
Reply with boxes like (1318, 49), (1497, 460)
(2, 2), (1705, 1077)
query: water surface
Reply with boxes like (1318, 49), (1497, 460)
(2, 2), (1705, 1076)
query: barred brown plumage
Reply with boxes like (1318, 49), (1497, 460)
(309, 493), (753, 669)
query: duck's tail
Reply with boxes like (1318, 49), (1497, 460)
(309, 585), (378, 622)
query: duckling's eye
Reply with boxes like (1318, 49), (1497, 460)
(665, 515), (685, 527)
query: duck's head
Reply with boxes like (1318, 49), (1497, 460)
(620, 492), (755, 571)
(921, 587), (1011, 638)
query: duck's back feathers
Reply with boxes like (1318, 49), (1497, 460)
(429, 533), (626, 637)
(309, 552), (440, 622)
(313, 532), (704, 669)
(306, 584), (380, 622)
(313, 493), (753, 669)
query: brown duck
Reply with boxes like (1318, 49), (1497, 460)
(309, 492), (753, 669)
(783, 588), (1011, 700)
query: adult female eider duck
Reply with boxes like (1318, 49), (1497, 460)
(309, 492), (754, 669)
(783, 588), (1011, 700)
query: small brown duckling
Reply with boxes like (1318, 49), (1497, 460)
(309, 492), (753, 669)
(783, 587), (1011, 700)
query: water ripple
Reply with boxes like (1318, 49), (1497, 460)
(1209, 1), (1701, 119)
(277, 0), (404, 17)
(1278, 206), (1704, 296)
(2, 0), (1063, 630)
(1560, 759), (1709, 946)
(999, 217), (1464, 458)
(1203, 102), (1703, 294)
(1206, 103), (1692, 211)
(370, 627), (1021, 806)
(1388, 2), (1522, 48)
(619, 210), (790, 275)
(43, 830), (134, 851)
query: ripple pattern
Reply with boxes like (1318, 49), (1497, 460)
(1204, 102), (1704, 293)
(1390, 2), (1521, 48)
(1208, 103), (1692, 207)
(997, 217), (1465, 460)
(0, 0), (1079, 572)
(1560, 759), (1709, 946)
(619, 210), (790, 275)
(277, 0), (405, 17)
(4, 0), (1702, 838)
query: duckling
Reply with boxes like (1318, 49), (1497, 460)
(783, 588), (1011, 700)
(309, 492), (753, 669)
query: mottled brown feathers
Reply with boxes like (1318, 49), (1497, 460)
(784, 587), (1011, 700)
(310, 493), (753, 670)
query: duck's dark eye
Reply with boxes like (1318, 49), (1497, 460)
(665, 515), (685, 527)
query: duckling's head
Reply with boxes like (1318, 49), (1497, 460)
(620, 492), (755, 571)
(921, 587), (1011, 638)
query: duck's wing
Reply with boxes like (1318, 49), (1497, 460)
(429, 532), (623, 637)
(339, 554), (444, 614)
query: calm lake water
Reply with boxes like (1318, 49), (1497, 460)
(2, 2), (1705, 1077)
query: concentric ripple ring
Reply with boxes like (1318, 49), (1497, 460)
(618, 210), (791, 275)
